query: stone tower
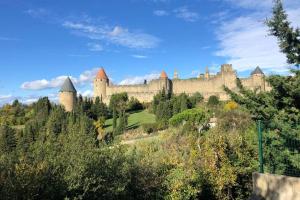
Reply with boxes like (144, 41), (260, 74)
(59, 77), (77, 112)
(251, 66), (265, 91)
(205, 66), (210, 79)
(174, 70), (179, 79)
(94, 67), (109, 101)
(160, 70), (170, 93)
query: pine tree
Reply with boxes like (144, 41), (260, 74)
(0, 125), (16, 153)
(266, 0), (300, 66)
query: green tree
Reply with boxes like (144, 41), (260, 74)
(0, 125), (16, 153)
(207, 95), (220, 106)
(46, 106), (66, 137)
(109, 93), (129, 134)
(266, 0), (300, 66)
(91, 97), (109, 120)
(127, 97), (143, 112)
(189, 92), (203, 107)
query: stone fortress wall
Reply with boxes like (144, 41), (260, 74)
(93, 64), (271, 104)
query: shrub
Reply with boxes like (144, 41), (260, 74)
(127, 97), (143, 112)
(142, 123), (158, 134)
(207, 95), (220, 106)
(169, 108), (209, 131)
(224, 101), (238, 111)
(217, 109), (253, 132)
(189, 92), (204, 107)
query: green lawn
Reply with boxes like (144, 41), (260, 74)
(105, 109), (156, 132)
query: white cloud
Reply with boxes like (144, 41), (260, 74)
(24, 8), (50, 18)
(119, 73), (160, 85)
(87, 43), (103, 51)
(131, 54), (148, 59)
(153, 10), (169, 16)
(78, 90), (93, 97)
(0, 36), (18, 41)
(174, 7), (199, 22)
(21, 76), (68, 90)
(214, 1), (300, 73)
(224, 0), (300, 10)
(21, 68), (99, 90)
(0, 94), (14, 105)
(63, 21), (160, 49)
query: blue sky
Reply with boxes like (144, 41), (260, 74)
(0, 0), (300, 105)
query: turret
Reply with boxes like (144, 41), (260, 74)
(173, 70), (179, 79)
(94, 67), (109, 101)
(160, 70), (170, 93)
(205, 66), (210, 79)
(251, 66), (265, 91)
(59, 77), (77, 112)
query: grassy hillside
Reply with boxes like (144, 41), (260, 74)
(104, 109), (155, 132)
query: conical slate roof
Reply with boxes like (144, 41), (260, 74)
(96, 68), (108, 79)
(60, 77), (76, 93)
(251, 66), (264, 75)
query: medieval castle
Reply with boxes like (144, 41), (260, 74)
(59, 64), (270, 111)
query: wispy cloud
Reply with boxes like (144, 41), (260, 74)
(119, 73), (160, 85)
(68, 54), (90, 57)
(153, 10), (169, 16)
(0, 94), (14, 105)
(87, 43), (103, 51)
(0, 36), (18, 41)
(24, 9), (160, 50)
(63, 22), (160, 49)
(0, 94), (59, 106)
(224, 0), (300, 10)
(21, 68), (99, 90)
(131, 54), (148, 59)
(24, 8), (51, 18)
(214, 1), (300, 73)
(174, 7), (199, 22)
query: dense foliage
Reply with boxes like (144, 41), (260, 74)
(151, 90), (203, 125)
(223, 0), (300, 176)
(0, 94), (258, 200)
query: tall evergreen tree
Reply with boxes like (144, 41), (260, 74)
(266, 0), (300, 66)
(0, 125), (16, 153)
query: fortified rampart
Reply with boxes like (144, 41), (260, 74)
(58, 64), (271, 110)
(93, 64), (270, 104)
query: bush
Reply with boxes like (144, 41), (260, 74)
(169, 108), (209, 131)
(217, 109), (253, 132)
(142, 123), (158, 134)
(207, 95), (220, 106)
(224, 101), (238, 111)
(189, 92), (204, 107)
(127, 97), (143, 112)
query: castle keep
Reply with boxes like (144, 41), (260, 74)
(59, 64), (270, 111)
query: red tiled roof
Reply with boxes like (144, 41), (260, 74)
(96, 68), (108, 79)
(160, 70), (168, 78)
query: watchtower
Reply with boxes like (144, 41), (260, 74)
(59, 77), (77, 112)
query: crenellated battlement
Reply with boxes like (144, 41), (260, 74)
(57, 64), (269, 107)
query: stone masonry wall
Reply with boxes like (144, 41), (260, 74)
(96, 66), (268, 104)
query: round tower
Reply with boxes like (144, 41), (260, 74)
(94, 67), (109, 101)
(59, 77), (77, 112)
(160, 70), (169, 93)
(251, 66), (265, 91)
